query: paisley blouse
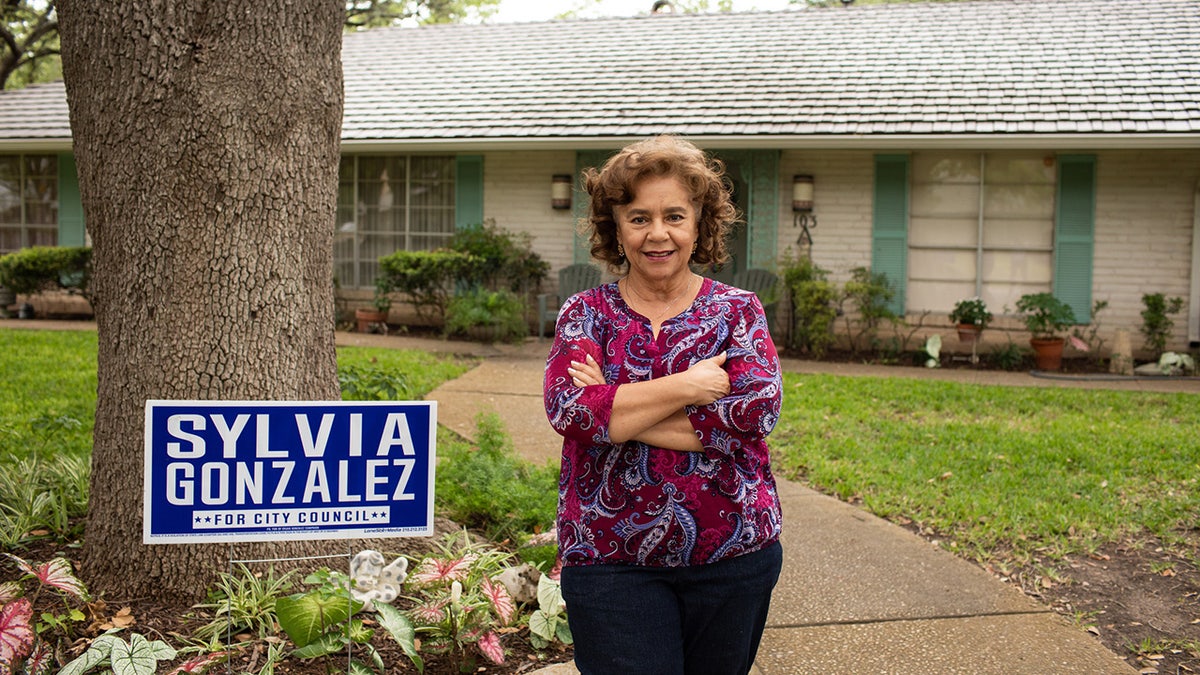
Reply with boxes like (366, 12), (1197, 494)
(544, 277), (783, 568)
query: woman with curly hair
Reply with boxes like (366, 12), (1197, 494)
(543, 135), (783, 674)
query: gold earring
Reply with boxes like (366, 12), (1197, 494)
(618, 244), (625, 258)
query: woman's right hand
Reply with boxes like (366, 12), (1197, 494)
(683, 352), (730, 405)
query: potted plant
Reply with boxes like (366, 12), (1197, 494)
(445, 288), (528, 344)
(1015, 292), (1077, 371)
(355, 277), (393, 333)
(948, 296), (991, 342)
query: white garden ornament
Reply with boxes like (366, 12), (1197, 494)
(349, 549), (408, 611)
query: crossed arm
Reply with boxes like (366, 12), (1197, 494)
(567, 351), (730, 452)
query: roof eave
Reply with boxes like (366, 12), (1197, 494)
(340, 133), (1200, 152)
(0, 138), (74, 152)
(4, 133), (1198, 155)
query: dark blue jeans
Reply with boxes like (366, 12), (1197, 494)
(560, 541), (782, 675)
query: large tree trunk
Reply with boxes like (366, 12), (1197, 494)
(58, 1), (345, 603)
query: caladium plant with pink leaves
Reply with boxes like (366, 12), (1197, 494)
(0, 597), (36, 672)
(404, 533), (519, 671)
(1, 554), (91, 674)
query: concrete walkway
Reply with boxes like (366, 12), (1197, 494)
(380, 333), (1197, 675)
(10, 319), (1198, 672)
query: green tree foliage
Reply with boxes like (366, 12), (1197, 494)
(0, 0), (60, 90)
(0, 1), (501, 92)
(345, 0), (501, 29)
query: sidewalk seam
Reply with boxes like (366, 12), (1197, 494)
(766, 608), (1054, 630)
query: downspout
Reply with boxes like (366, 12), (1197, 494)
(975, 154), (985, 298)
(1190, 180), (1200, 347)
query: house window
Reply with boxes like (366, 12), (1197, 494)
(0, 154), (58, 255)
(335, 155), (455, 288)
(907, 151), (1056, 314)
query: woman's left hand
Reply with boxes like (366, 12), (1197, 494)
(568, 353), (606, 387)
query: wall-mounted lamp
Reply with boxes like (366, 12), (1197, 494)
(551, 174), (572, 210)
(793, 174), (817, 254)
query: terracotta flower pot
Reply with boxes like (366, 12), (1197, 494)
(355, 307), (388, 333)
(1029, 337), (1065, 371)
(956, 323), (983, 343)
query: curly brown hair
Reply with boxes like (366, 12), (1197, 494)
(582, 135), (738, 274)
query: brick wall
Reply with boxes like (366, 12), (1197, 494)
(483, 147), (1198, 355)
(482, 150), (585, 298)
(1093, 149), (1198, 353)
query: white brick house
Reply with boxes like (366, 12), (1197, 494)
(1, 0), (1198, 351)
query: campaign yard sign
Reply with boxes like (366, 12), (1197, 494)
(143, 400), (436, 544)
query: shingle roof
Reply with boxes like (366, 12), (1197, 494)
(0, 79), (69, 142)
(2, 0), (1198, 147)
(339, 0), (1200, 143)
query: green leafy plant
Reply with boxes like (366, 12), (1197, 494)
(1154, 352), (1195, 375)
(922, 334), (941, 368)
(371, 275), (394, 313)
(376, 223), (547, 329)
(275, 570), (380, 671)
(377, 249), (477, 323)
(1015, 292), (1077, 340)
(273, 567), (423, 674)
(447, 220), (549, 295)
(337, 362), (412, 401)
(948, 297), (991, 329)
(778, 251), (837, 357)
(194, 564), (296, 642)
(374, 602), (423, 672)
(527, 573), (572, 650)
(59, 632), (177, 675)
(0, 246), (93, 307)
(839, 266), (897, 354)
(1139, 292), (1184, 356)
(0, 452), (90, 547)
(444, 288), (529, 344)
(987, 339), (1028, 371)
(436, 413), (558, 542)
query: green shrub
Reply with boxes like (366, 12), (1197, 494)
(378, 249), (476, 323)
(377, 222), (548, 328)
(448, 220), (549, 295)
(435, 414), (558, 543)
(839, 266), (897, 354)
(444, 288), (529, 343)
(1140, 292), (1184, 356)
(0, 246), (92, 306)
(987, 340), (1028, 371)
(778, 252), (837, 357)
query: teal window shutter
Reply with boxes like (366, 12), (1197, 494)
(455, 155), (484, 230)
(746, 149), (780, 270)
(57, 153), (86, 246)
(573, 150), (613, 263)
(1054, 155), (1096, 323)
(872, 155), (909, 315)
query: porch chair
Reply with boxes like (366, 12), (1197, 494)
(537, 263), (601, 340)
(732, 268), (781, 327)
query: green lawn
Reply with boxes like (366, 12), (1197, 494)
(0, 329), (473, 462)
(0, 329), (98, 459)
(773, 373), (1200, 564)
(4, 327), (1197, 568)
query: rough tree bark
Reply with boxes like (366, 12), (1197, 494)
(58, 1), (345, 603)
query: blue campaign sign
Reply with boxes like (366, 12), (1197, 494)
(143, 400), (436, 544)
